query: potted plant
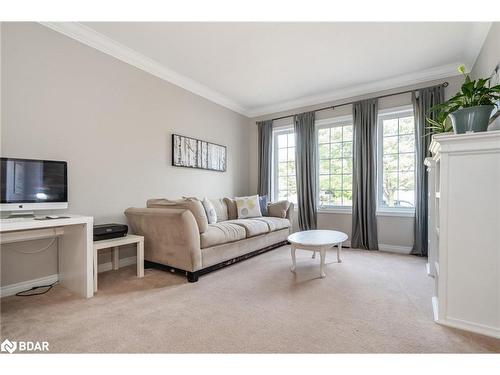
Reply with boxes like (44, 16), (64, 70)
(428, 65), (500, 134)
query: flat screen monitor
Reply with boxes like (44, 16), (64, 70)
(0, 157), (68, 212)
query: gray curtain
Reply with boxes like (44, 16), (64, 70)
(351, 99), (379, 250)
(257, 120), (273, 198)
(411, 85), (444, 256)
(294, 111), (317, 230)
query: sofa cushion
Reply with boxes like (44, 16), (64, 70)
(200, 222), (246, 249)
(253, 217), (290, 232)
(223, 197), (238, 220)
(225, 219), (270, 237)
(147, 198), (208, 233)
(267, 200), (291, 219)
(209, 198), (228, 222)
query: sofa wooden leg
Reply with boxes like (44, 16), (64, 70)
(187, 272), (199, 283)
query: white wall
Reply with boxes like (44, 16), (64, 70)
(471, 22), (500, 79)
(249, 75), (465, 252)
(0, 22), (251, 286)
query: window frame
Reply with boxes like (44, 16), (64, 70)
(316, 115), (354, 213)
(272, 125), (296, 204)
(376, 105), (416, 216)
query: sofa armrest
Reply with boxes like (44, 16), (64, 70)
(124, 207), (202, 272)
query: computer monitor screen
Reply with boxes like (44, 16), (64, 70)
(0, 158), (68, 209)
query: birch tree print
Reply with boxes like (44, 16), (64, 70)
(172, 134), (226, 172)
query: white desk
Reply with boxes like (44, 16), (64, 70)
(0, 215), (94, 298)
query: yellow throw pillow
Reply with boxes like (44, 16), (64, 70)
(234, 195), (262, 219)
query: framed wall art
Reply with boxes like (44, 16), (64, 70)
(172, 134), (227, 172)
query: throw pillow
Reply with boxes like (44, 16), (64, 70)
(202, 198), (217, 224)
(259, 195), (269, 216)
(147, 197), (208, 233)
(267, 200), (291, 219)
(209, 198), (228, 222)
(235, 195), (262, 219)
(223, 197), (238, 220)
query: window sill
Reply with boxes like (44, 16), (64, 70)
(376, 209), (415, 218)
(314, 207), (415, 218)
(317, 207), (352, 215)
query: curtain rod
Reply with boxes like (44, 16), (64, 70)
(268, 82), (449, 122)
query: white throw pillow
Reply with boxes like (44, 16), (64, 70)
(202, 198), (217, 224)
(235, 195), (262, 219)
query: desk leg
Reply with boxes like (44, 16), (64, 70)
(137, 239), (144, 278)
(94, 247), (98, 292)
(112, 247), (120, 270)
(312, 251), (316, 259)
(59, 222), (94, 298)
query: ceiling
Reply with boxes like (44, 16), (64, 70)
(44, 22), (492, 117)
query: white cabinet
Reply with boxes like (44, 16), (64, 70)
(428, 130), (500, 339)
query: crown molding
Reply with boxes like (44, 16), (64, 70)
(247, 62), (464, 118)
(39, 22), (492, 121)
(248, 22), (493, 119)
(39, 22), (250, 117)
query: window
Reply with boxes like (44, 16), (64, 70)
(317, 117), (353, 208)
(377, 107), (415, 211)
(273, 128), (297, 204)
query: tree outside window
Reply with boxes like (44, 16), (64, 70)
(378, 110), (416, 210)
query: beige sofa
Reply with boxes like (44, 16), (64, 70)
(125, 198), (293, 282)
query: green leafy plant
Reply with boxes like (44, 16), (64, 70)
(426, 110), (453, 134)
(446, 64), (500, 108)
(426, 65), (500, 133)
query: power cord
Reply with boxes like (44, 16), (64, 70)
(11, 229), (60, 296)
(12, 236), (57, 254)
(15, 280), (58, 297)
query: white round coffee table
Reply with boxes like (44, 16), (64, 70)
(288, 230), (348, 278)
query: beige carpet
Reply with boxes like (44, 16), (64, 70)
(1, 246), (499, 353)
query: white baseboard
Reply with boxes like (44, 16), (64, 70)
(437, 315), (500, 340)
(344, 241), (412, 254)
(303, 240), (411, 255)
(0, 274), (59, 298)
(378, 244), (413, 254)
(97, 255), (137, 273)
(1, 256), (137, 298)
